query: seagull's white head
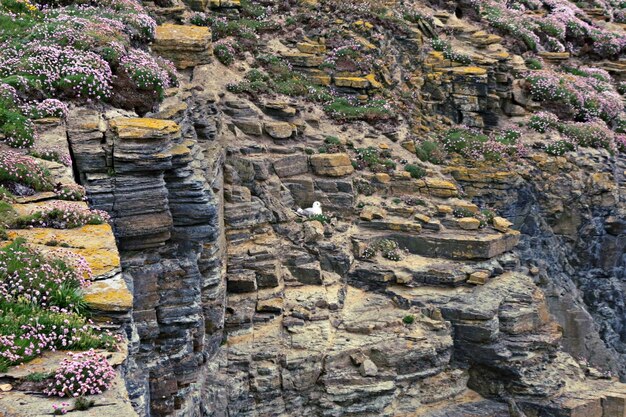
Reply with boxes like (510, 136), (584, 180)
(312, 201), (321, 209)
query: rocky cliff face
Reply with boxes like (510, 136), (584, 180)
(46, 0), (626, 416)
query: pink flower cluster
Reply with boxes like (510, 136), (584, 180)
(526, 68), (623, 122)
(54, 183), (86, 201)
(120, 48), (174, 95)
(470, 0), (626, 57)
(25, 99), (69, 119)
(52, 402), (70, 415)
(17, 201), (110, 229)
(0, 150), (53, 192)
(45, 350), (116, 398)
(0, 240), (91, 307)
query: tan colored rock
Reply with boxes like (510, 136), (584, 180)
(401, 140), (416, 153)
(110, 118), (180, 140)
(297, 42), (326, 54)
(415, 213), (431, 223)
(437, 205), (453, 215)
(0, 384), (12, 392)
(335, 76), (371, 89)
(467, 270), (490, 285)
(211, 0), (240, 7)
(423, 178), (458, 198)
(233, 119), (263, 136)
(493, 216), (513, 233)
(538, 51), (570, 61)
(374, 173), (391, 183)
(452, 200), (479, 214)
(8, 224), (121, 280)
(264, 121), (295, 139)
(257, 297), (284, 313)
(153, 24), (213, 69)
(310, 153), (354, 177)
(359, 359), (378, 377)
(83, 274), (133, 312)
(360, 206), (387, 221)
(282, 52), (324, 67)
(303, 220), (325, 243)
(458, 217), (480, 230)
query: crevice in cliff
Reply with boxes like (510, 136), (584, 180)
(65, 129), (82, 186)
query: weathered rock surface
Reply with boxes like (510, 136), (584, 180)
(152, 24), (213, 69)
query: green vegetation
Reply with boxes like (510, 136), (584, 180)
(307, 214), (331, 224)
(525, 57), (543, 70)
(415, 140), (444, 164)
(363, 239), (402, 261)
(404, 164), (426, 179)
(325, 98), (393, 122)
(0, 239), (116, 372)
(25, 371), (54, 382)
(402, 315), (415, 325)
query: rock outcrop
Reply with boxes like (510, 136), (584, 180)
(6, 0), (626, 416)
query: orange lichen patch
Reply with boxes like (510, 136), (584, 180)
(447, 66), (488, 76)
(110, 118), (181, 140)
(84, 282), (133, 313)
(7, 224), (121, 279)
(334, 76), (371, 89)
(365, 73), (383, 89)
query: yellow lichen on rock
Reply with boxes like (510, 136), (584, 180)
(8, 224), (121, 279)
(83, 275), (133, 312)
(110, 118), (181, 139)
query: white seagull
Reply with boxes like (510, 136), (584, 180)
(296, 201), (322, 217)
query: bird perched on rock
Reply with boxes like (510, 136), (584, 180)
(296, 201), (322, 217)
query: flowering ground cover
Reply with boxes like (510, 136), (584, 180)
(526, 66), (623, 122)
(0, 0), (176, 150)
(0, 239), (117, 373)
(469, 0), (626, 57)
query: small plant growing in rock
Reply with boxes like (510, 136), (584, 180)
(45, 350), (116, 398)
(415, 140), (444, 164)
(363, 239), (403, 261)
(214, 40), (236, 66)
(545, 140), (575, 156)
(525, 57), (543, 70)
(321, 136), (345, 153)
(402, 315), (415, 325)
(307, 214), (331, 224)
(476, 209), (495, 228)
(354, 179), (375, 196)
(26, 371), (54, 382)
(404, 164), (426, 179)
(324, 98), (394, 122)
(430, 38), (472, 65)
(453, 207), (475, 218)
(354, 147), (396, 173)
(74, 396), (95, 411)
